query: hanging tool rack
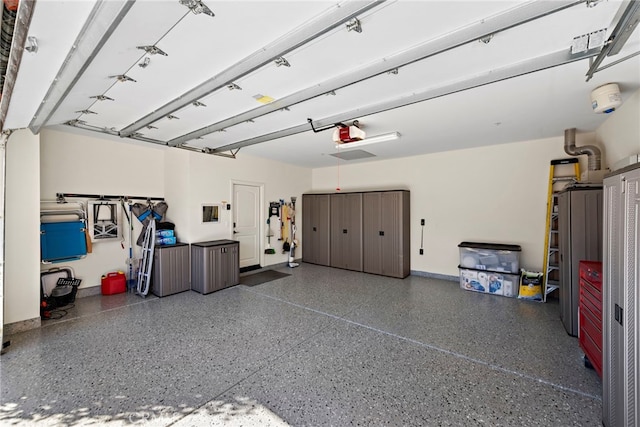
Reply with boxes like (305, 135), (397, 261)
(56, 193), (164, 202)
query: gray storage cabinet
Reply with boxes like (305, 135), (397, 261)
(152, 242), (190, 297)
(191, 240), (239, 294)
(302, 194), (330, 266)
(557, 186), (602, 336)
(602, 163), (640, 427)
(330, 193), (363, 271)
(363, 190), (410, 278)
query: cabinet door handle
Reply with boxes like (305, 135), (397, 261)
(313, 227), (317, 231)
(379, 231), (384, 236)
(615, 304), (623, 326)
(343, 229), (348, 234)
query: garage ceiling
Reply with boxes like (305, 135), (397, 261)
(2, 0), (639, 168)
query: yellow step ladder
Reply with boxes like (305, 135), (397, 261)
(542, 158), (580, 301)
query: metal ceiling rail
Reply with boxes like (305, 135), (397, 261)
(167, 0), (582, 147)
(56, 193), (164, 202)
(208, 48), (598, 155)
(586, 0), (640, 81)
(118, 0), (385, 137)
(0, 0), (35, 132)
(28, 0), (135, 134)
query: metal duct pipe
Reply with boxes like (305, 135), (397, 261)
(564, 128), (601, 171)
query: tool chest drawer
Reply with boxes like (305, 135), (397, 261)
(578, 260), (603, 378)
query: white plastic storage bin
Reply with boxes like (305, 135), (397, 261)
(459, 267), (520, 298)
(458, 242), (521, 274)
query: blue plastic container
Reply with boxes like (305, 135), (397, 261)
(40, 221), (87, 263)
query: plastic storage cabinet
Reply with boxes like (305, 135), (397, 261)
(191, 240), (239, 294)
(602, 162), (640, 427)
(458, 242), (521, 297)
(578, 260), (602, 378)
(557, 186), (603, 337)
(151, 242), (190, 297)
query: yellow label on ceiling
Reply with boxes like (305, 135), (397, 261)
(253, 94), (274, 104)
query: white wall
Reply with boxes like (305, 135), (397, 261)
(5, 130), (41, 324)
(312, 133), (599, 277)
(596, 88), (640, 168)
(163, 148), (191, 241)
(39, 129), (312, 292)
(40, 129), (166, 289)
(4, 127), (310, 326)
(178, 148), (311, 267)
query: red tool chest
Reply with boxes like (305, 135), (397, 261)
(578, 260), (602, 378)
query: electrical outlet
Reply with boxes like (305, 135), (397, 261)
(419, 249), (424, 255)
(421, 219), (425, 226)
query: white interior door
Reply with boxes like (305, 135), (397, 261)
(233, 183), (261, 269)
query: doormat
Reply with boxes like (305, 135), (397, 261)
(239, 270), (291, 287)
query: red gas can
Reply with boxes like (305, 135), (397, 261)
(101, 271), (126, 295)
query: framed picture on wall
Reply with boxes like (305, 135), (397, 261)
(202, 204), (220, 223)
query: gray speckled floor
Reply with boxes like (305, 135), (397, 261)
(1, 264), (601, 426)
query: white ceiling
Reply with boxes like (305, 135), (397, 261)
(4, 0), (640, 168)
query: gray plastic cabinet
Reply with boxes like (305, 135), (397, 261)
(557, 186), (602, 336)
(330, 193), (363, 271)
(152, 242), (190, 297)
(363, 191), (410, 278)
(602, 163), (640, 427)
(191, 240), (239, 294)
(302, 194), (330, 266)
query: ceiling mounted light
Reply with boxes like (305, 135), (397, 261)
(325, 90), (336, 96)
(76, 109), (97, 115)
(137, 45), (168, 56)
(146, 125), (158, 130)
(138, 57), (150, 68)
(179, 0), (214, 17)
(346, 18), (362, 33)
(274, 56), (290, 67)
(281, 107), (290, 112)
(335, 132), (400, 149)
(387, 68), (398, 75)
(167, 115), (179, 120)
(227, 83), (242, 90)
(192, 101), (206, 107)
(90, 95), (114, 101)
(110, 74), (136, 83)
(479, 34), (493, 44)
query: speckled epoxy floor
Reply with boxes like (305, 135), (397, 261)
(1, 264), (602, 426)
